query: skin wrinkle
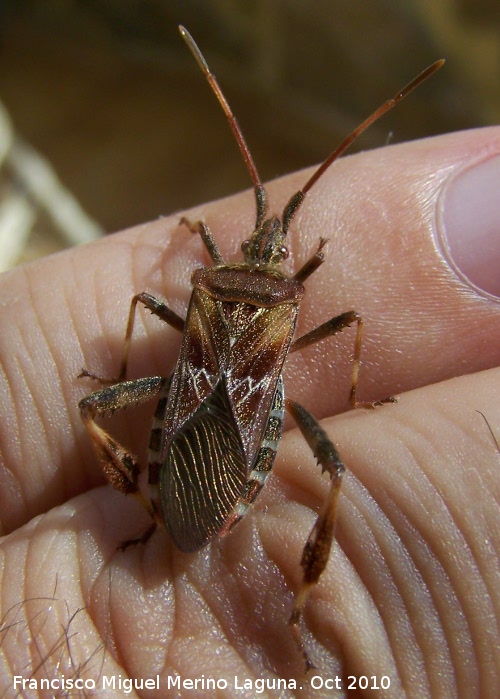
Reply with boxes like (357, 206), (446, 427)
(108, 575), (132, 672)
(179, 556), (251, 675)
(76, 576), (114, 678)
(364, 488), (461, 696)
(152, 220), (199, 312)
(185, 599), (250, 679)
(94, 268), (129, 353)
(0, 425), (22, 537)
(187, 532), (291, 678)
(59, 258), (83, 375)
(338, 481), (437, 697)
(403, 421), (496, 643)
(165, 601), (187, 684)
(91, 567), (117, 663)
(31, 331), (73, 497)
(10, 538), (32, 675)
(317, 554), (408, 699)
(168, 578), (216, 677)
(0, 361), (16, 458)
(431, 414), (496, 563)
(17, 269), (60, 474)
(157, 228), (190, 300)
(114, 568), (158, 674)
(9, 343), (47, 506)
(369, 422), (484, 692)
(434, 410), (498, 688)
(130, 232), (155, 313)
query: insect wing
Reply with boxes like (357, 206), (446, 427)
(162, 375), (246, 551)
(160, 288), (298, 550)
(162, 290), (229, 445)
(223, 298), (298, 467)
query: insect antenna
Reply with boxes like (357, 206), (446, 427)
(282, 58), (445, 233)
(179, 26), (268, 229)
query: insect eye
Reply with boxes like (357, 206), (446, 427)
(280, 246), (289, 260)
(241, 240), (251, 254)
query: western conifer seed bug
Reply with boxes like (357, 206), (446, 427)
(79, 27), (444, 670)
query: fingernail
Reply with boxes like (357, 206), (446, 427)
(439, 155), (500, 298)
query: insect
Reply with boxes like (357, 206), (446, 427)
(79, 26), (443, 670)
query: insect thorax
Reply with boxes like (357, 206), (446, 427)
(192, 264), (304, 307)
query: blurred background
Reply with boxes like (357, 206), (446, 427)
(0, 0), (498, 269)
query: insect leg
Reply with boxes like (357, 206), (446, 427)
(179, 216), (224, 264)
(290, 311), (395, 409)
(79, 376), (167, 521)
(286, 398), (345, 672)
(79, 292), (184, 383)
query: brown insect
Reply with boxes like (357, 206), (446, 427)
(79, 26), (443, 670)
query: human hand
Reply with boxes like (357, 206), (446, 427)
(1, 127), (499, 698)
